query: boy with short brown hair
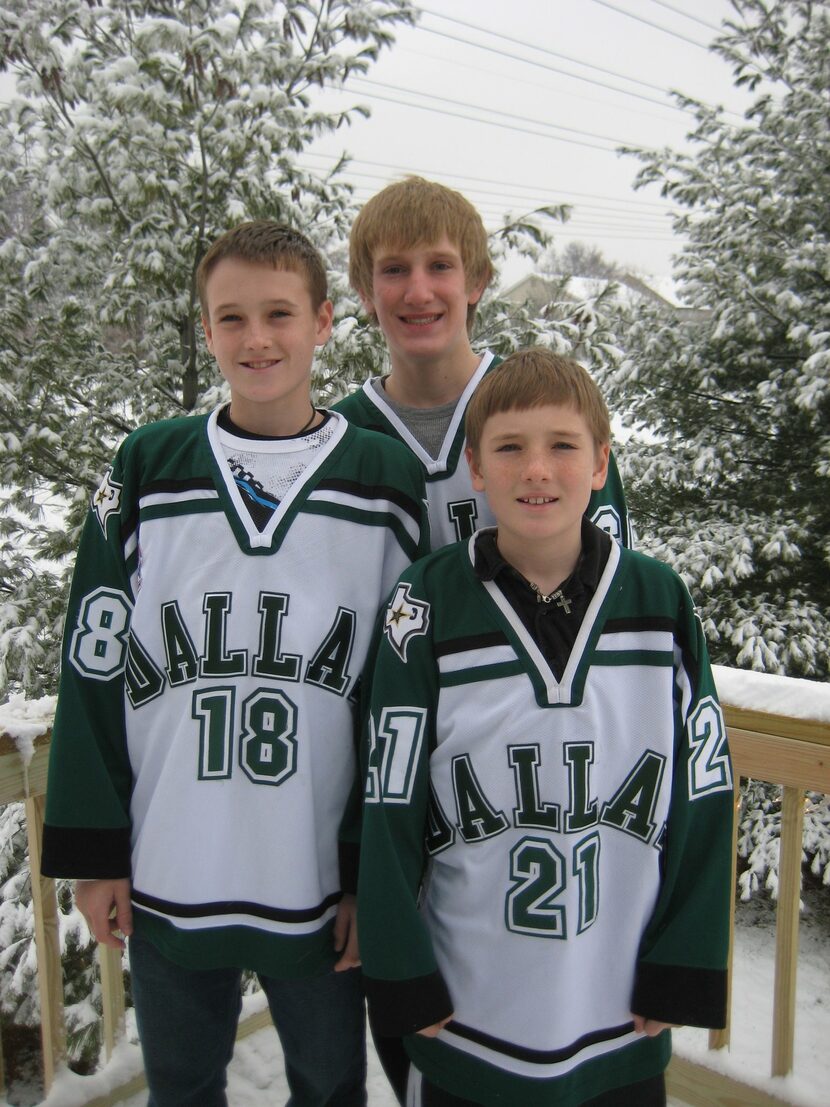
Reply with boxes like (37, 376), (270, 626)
(358, 348), (732, 1107)
(42, 221), (429, 1107)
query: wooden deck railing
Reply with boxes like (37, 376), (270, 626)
(1, 686), (828, 1107)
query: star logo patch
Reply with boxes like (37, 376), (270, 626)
(383, 582), (430, 661)
(92, 467), (122, 537)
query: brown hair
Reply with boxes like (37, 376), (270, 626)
(348, 177), (494, 329)
(197, 221), (328, 315)
(465, 348), (612, 454)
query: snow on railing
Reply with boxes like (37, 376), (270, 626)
(1, 672), (829, 1107)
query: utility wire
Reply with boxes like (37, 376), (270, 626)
(341, 84), (622, 154)
(349, 75), (639, 150)
(299, 151), (676, 213)
(417, 5), (673, 96)
(415, 5), (743, 123)
(415, 25), (677, 112)
(331, 169), (672, 224)
(589, 0), (712, 48)
(644, 0), (723, 33)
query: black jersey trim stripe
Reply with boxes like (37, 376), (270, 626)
(132, 888), (342, 923)
(445, 1018), (634, 1065)
(602, 616), (677, 635)
(315, 477), (421, 522)
(140, 477), (217, 497)
(440, 661), (526, 688)
(434, 631), (510, 659)
(592, 651), (674, 668)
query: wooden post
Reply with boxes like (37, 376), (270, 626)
(99, 945), (126, 1061)
(24, 793), (66, 1092)
(771, 786), (803, 1076)
(709, 778), (741, 1051)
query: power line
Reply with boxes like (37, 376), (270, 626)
(589, 0), (712, 48)
(298, 151), (676, 214)
(396, 43), (682, 129)
(340, 84), (621, 154)
(644, 0), (722, 33)
(415, 5), (744, 123)
(349, 75), (641, 150)
(416, 23), (677, 113)
(417, 5), (674, 97)
(337, 171), (672, 225)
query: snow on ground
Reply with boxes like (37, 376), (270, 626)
(27, 991), (399, 1107)
(673, 890), (829, 1107)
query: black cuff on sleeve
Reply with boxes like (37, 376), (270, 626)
(632, 962), (728, 1029)
(41, 825), (132, 880)
(364, 970), (453, 1037)
(338, 840), (360, 896)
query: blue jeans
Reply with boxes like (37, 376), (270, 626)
(129, 935), (366, 1107)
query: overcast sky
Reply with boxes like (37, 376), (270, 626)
(0, 1), (756, 287)
(304, 0), (756, 286)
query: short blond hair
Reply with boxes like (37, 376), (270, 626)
(197, 221), (328, 315)
(465, 348), (611, 455)
(349, 177), (494, 329)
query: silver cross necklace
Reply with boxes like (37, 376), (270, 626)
(529, 581), (573, 614)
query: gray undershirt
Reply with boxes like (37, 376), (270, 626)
(370, 376), (457, 460)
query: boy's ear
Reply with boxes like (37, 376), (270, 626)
(201, 315), (215, 355)
(465, 445), (485, 492)
(357, 287), (377, 320)
(592, 443), (611, 491)
(315, 299), (334, 344)
(467, 282), (485, 308)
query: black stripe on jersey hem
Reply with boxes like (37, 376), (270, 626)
(131, 888), (342, 923)
(315, 477), (421, 522)
(446, 1018), (634, 1065)
(434, 631), (509, 659)
(41, 825), (132, 880)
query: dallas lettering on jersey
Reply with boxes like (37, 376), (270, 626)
(367, 723), (668, 855)
(69, 587), (357, 706)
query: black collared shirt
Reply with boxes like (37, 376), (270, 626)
(474, 519), (612, 681)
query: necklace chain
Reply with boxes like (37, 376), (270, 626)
(297, 405), (317, 434)
(529, 581), (573, 614)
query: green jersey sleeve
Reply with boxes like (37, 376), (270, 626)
(357, 566), (453, 1034)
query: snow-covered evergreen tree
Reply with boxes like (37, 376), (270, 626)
(0, 0), (415, 697)
(601, 0), (829, 681)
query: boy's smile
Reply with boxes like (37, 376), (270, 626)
(466, 404), (610, 588)
(362, 235), (484, 370)
(202, 259), (332, 435)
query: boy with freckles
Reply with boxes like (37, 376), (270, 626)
(358, 349), (733, 1107)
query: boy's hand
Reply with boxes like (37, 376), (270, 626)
(333, 893), (361, 971)
(75, 878), (133, 950)
(417, 1015), (453, 1038)
(632, 1014), (681, 1037)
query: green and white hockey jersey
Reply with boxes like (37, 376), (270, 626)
(42, 409), (428, 978)
(358, 532), (733, 1106)
(333, 351), (633, 550)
